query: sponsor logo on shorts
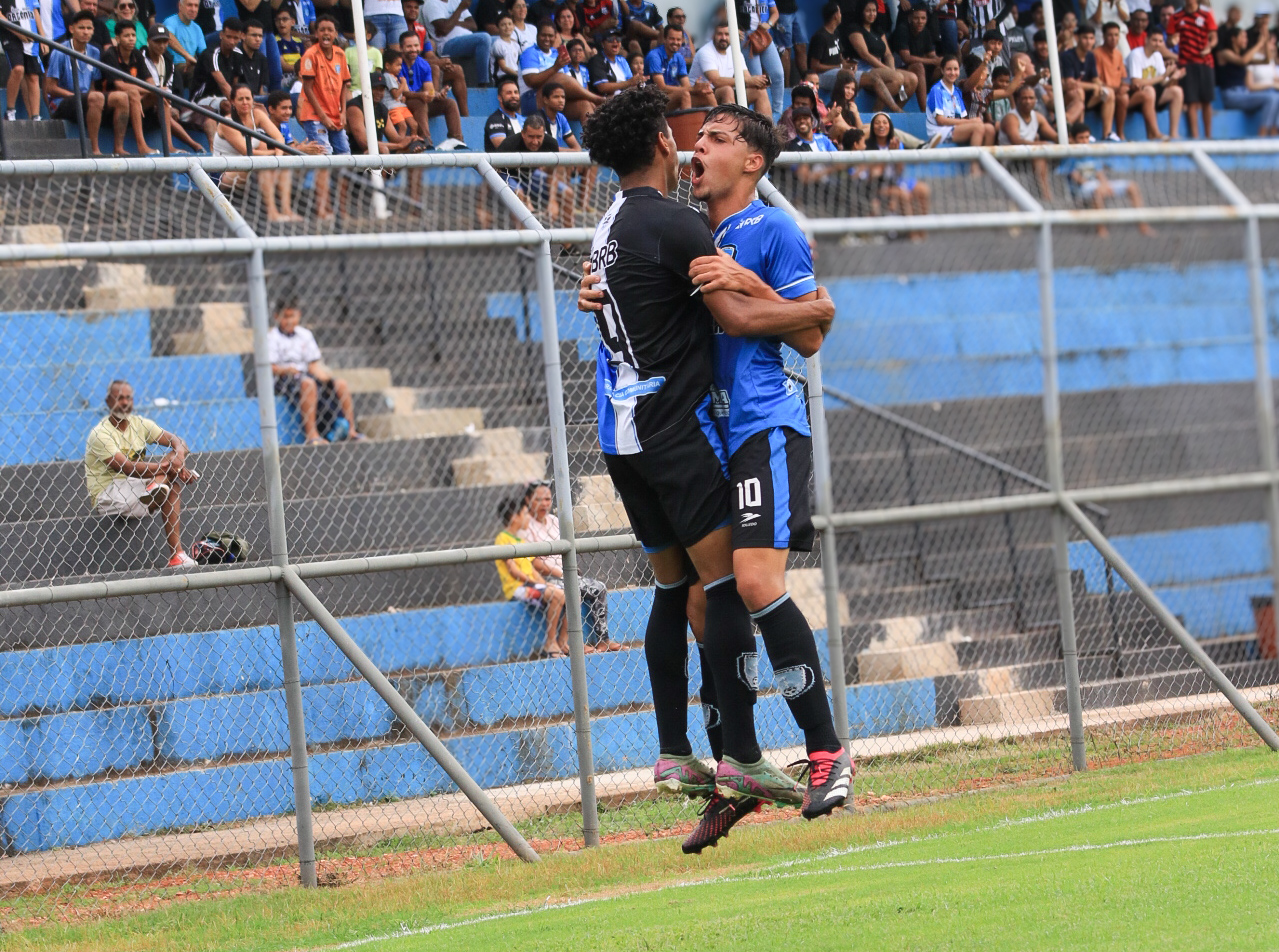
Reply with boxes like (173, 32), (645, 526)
(740, 511), (759, 527)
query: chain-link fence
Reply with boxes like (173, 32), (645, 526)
(1, 143), (1278, 929)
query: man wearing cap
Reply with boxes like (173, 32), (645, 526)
(140, 24), (205, 151)
(588, 28), (643, 96)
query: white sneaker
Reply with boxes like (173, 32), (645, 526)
(167, 551), (198, 569)
(923, 132), (946, 149)
(436, 137), (467, 151)
(1105, 131), (1122, 142)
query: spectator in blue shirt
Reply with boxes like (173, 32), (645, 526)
(44, 12), (118, 155)
(399, 29), (465, 147)
(644, 22), (713, 109)
(164, 0), (207, 72)
(622, 0), (661, 58)
(520, 18), (601, 118)
(538, 79), (578, 146)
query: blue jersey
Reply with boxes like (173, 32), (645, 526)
(711, 200), (815, 456)
(644, 45), (687, 85)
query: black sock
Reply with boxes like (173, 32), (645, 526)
(696, 643), (723, 762)
(646, 576), (692, 757)
(702, 575), (762, 764)
(753, 593), (842, 755)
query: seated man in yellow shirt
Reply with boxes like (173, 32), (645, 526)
(494, 496), (567, 658)
(84, 379), (200, 569)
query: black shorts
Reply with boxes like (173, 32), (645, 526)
(51, 94), (91, 121)
(728, 426), (815, 552)
(603, 396), (731, 553)
(1, 37), (42, 76)
(1180, 62), (1214, 105)
(274, 373), (342, 430)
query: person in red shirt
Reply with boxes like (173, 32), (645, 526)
(1169, 0), (1217, 138)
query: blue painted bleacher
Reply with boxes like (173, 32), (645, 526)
(0, 308), (264, 464)
(1071, 522), (1272, 639)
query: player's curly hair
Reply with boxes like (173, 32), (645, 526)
(582, 85), (672, 177)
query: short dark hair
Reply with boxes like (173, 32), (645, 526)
(498, 10), (513, 20)
(940, 53), (961, 69)
(666, 6), (682, 18)
(1103, 20), (1121, 32)
(991, 64), (1010, 80)
(497, 75), (520, 93)
(274, 5), (293, 18)
(223, 16), (244, 32)
(244, 20), (263, 32)
(981, 27), (1001, 42)
(664, 22), (681, 36)
(385, 48), (403, 64)
(542, 80), (565, 97)
(566, 37), (584, 50)
(537, 16), (555, 29)
(498, 496), (525, 524)
(115, 18), (137, 34)
(400, 29), (419, 43)
(1075, 22), (1095, 35)
(1033, 28), (1047, 43)
(524, 112), (547, 130)
(702, 102), (782, 176)
(315, 13), (341, 29)
(582, 84), (672, 176)
(841, 127), (864, 148)
(821, 1), (840, 20)
(266, 89), (292, 109)
(1068, 120), (1091, 138)
(69, 8), (96, 23)
(790, 83), (816, 105)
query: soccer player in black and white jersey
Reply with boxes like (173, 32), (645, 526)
(580, 85), (835, 853)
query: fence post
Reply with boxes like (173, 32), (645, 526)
(805, 354), (852, 758)
(185, 162), (319, 883)
(248, 246), (319, 887)
(531, 239), (601, 847)
(1245, 212), (1279, 641)
(1038, 220), (1088, 772)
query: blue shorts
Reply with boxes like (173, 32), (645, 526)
(728, 425), (814, 552)
(300, 120), (351, 155)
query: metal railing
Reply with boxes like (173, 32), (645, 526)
(0, 144), (1277, 913)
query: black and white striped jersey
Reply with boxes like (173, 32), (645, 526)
(590, 186), (719, 455)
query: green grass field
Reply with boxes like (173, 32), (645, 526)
(12, 747), (1279, 952)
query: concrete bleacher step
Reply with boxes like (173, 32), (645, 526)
(361, 407), (484, 441)
(171, 302), (253, 355)
(573, 473), (631, 533)
(83, 263), (174, 310)
(450, 426), (547, 486)
(954, 651), (1279, 726)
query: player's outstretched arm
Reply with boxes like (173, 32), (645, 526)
(704, 285), (834, 340)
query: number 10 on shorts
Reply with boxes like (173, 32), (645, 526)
(737, 477), (762, 511)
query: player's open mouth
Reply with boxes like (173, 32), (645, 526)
(690, 156), (705, 182)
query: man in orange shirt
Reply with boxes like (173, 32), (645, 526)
(299, 13), (350, 217)
(1095, 21), (1133, 140)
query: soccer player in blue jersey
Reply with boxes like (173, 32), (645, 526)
(685, 104), (853, 831)
(580, 86), (835, 854)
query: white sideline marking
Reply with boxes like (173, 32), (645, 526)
(298, 776), (1279, 952)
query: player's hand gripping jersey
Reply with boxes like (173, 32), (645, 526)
(590, 187), (721, 455)
(710, 199), (816, 456)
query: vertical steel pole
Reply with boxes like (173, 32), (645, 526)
(348, 0), (389, 218)
(806, 353), (852, 756)
(534, 239), (601, 847)
(1040, 0), (1070, 144)
(1038, 221), (1087, 771)
(248, 247), (318, 886)
(1244, 214), (1279, 632)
